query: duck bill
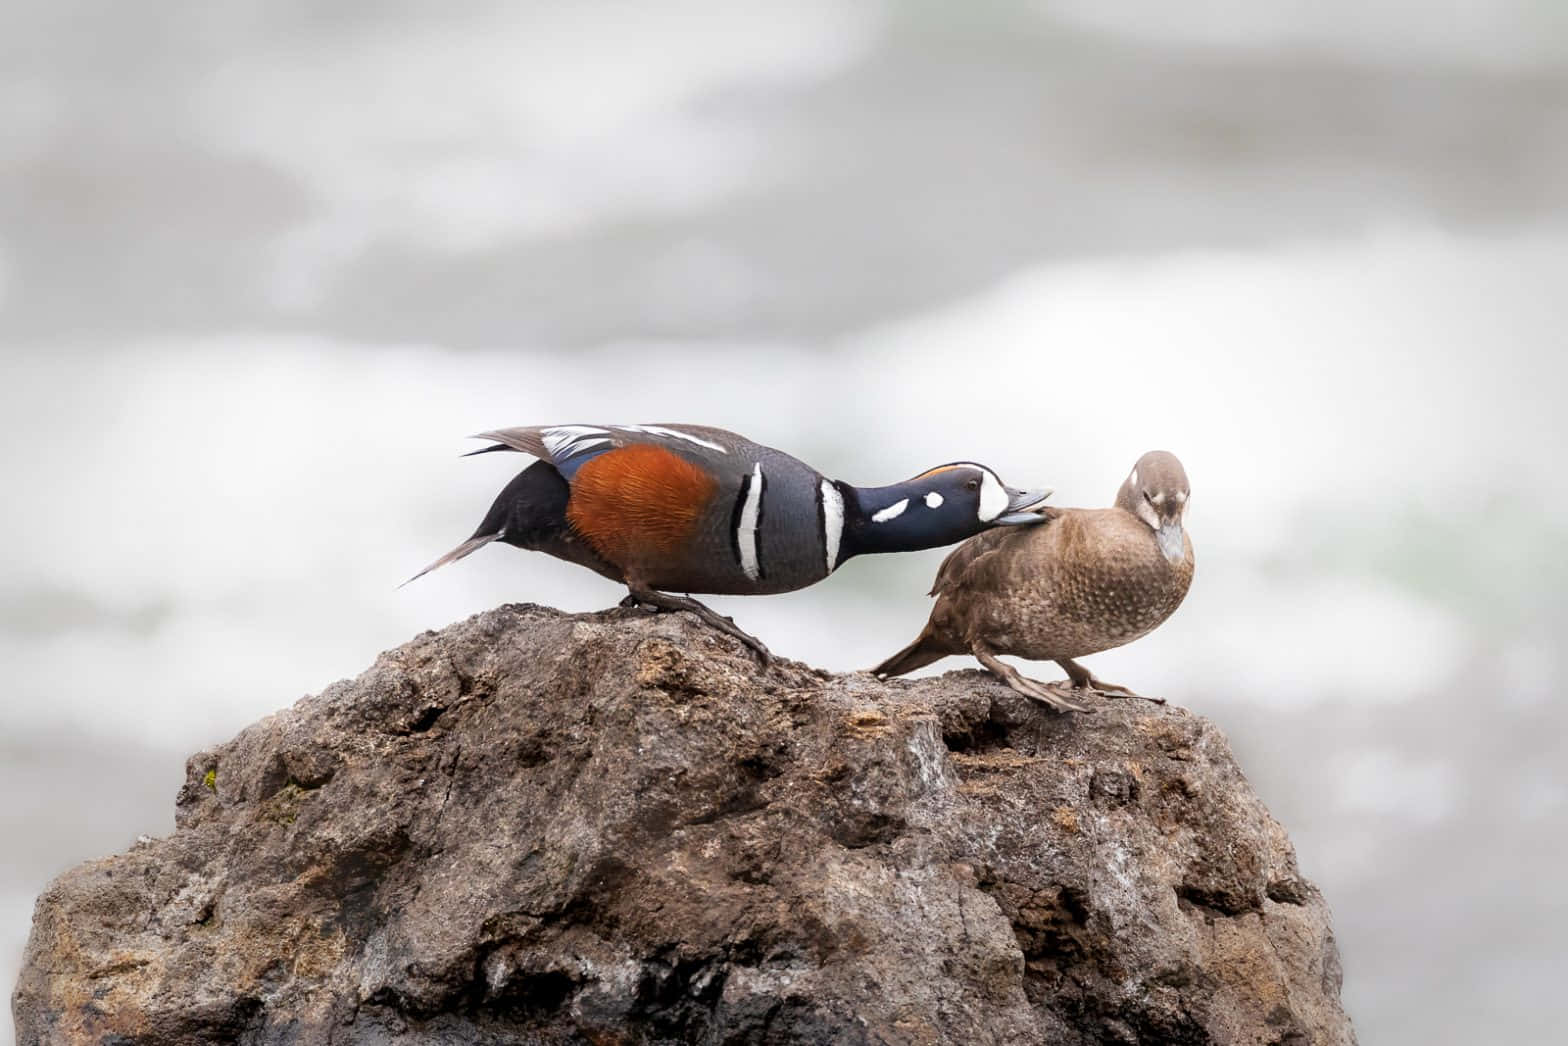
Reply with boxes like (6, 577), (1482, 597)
(994, 486), (1053, 526)
(1156, 520), (1185, 564)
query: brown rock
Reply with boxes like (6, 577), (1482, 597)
(12, 604), (1356, 1045)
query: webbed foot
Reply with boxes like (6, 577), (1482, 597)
(973, 643), (1092, 713)
(623, 587), (771, 664)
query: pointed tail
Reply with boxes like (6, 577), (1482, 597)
(398, 533), (502, 589)
(400, 458), (573, 589)
(871, 624), (949, 678)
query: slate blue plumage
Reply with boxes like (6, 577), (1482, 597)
(409, 423), (1051, 660)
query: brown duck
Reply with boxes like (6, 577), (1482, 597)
(871, 451), (1194, 712)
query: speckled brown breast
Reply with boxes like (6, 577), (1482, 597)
(928, 508), (1194, 660)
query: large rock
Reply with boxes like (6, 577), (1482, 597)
(13, 604), (1355, 1045)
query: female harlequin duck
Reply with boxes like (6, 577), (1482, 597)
(872, 451), (1194, 711)
(406, 423), (1052, 661)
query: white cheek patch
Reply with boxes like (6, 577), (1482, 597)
(977, 470), (1008, 522)
(1175, 491), (1188, 504)
(924, 491), (944, 509)
(871, 498), (909, 523)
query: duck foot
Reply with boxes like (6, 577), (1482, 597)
(1054, 658), (1165, 705)
(622, 586), (772, 664)
(973, 642), (1092, 713)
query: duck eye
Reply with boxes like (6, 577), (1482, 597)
(965, 478), (979, 491)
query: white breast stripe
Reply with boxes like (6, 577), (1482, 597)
(821, 479), (844, 573)
(737, 463), (764, 581)
(871, 498), (909, 523)
(619, 424), (727, 453)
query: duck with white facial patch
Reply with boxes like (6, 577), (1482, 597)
(871, 451), (1194, 711)
(405, 424), (1053, 663)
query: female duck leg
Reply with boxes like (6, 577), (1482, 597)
(971, 640), (1091, 713)
(1054, 658), (1165, 705)
(624, 584), (772, 664)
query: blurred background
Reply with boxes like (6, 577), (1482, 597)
(3, 2), (1566, 1042)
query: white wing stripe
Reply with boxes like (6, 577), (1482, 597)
(618, 424), (727, 453)
(543, 423), (730, 460)
(541, 425), (609, 459)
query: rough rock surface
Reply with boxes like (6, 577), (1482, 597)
(13, 604), (1355, 1045)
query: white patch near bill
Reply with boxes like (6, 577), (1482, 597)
(736, 462), (764, 581)
(619, 424), (727, 452)
(871, 498), (909, 523)
(820, 479), (844, 573)
(925, 491), (944, 508)
(977, 469), (1008, 522)
(1129, 468), (1139, 489)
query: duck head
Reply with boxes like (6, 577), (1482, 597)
(843, 462), (1051, 558)
(1115, 451), (1190, 565)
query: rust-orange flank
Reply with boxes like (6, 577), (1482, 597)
(565, 444), (719, 568)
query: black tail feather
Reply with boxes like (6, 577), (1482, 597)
(400, 460), (572, 588)
(461, 442), (517, 457)
(399, 534), (501, 588)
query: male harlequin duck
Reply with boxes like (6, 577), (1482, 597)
(406, 423), (1053, 661)
(872, 451), (1194, 711)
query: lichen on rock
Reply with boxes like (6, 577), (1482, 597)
(12, 604), (1356, 1045)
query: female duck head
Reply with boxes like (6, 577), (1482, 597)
(1115, 450), (1191, 565)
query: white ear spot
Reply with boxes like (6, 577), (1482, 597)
(924, 491), (944, 509)
(977, 470), (1008, 522)
(872, 498), (909, 523)
(1175, 491), (1187, 504)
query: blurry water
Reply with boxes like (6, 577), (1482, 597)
(5, 3), (1568, 1044)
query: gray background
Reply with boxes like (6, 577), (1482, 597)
(4, 3), (1566, 1042)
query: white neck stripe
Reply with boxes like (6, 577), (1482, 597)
(821, 480), (844, 574)
(871, 498), (909, 523)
